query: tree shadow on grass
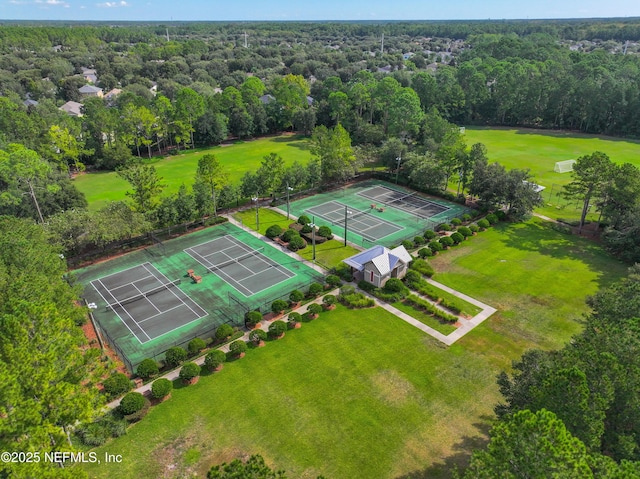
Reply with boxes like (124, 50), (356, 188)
(394, 416), (493, 479)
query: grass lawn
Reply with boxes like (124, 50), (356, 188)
(74, 135), (312, 211)
(464, 127), (640, 221)
(80, 218), (628, 479)
(392, 299), (458, 335)
(415, 280), (482, 318)
(233, 208), (360, 270)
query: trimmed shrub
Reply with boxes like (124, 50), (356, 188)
(102, 373), (132, 399)
(423, 230), (437, 240)
(307, 303), (323, 315)
(322, 294), (337, 307)
(150, 378), (173, 399)
(410, 259), (435, 277)
(450, 217), (462, 226)
(428, 240), (443, 253)
(340, 285), (356, 296)
(439, 236), (454, 248)
(288, 312), (302, 324)
(249, 329), (267, 344)
(404, 269), (422, 285)
(179, 362), (201, 382)
(265, 224), (283, 239)
(477, 219), (490, 229)
(136, 358), (159, 380)
(287, 235), (306, 251)
(317, 225), (332, 238)
(462, 213), (472, 222)
(469, 224), (480, 233)
(187, 338), (206, 356)
(245, 310), (263, 328)
(339, 291), (375, 308)
(281, 229), (300, 243)
(204, 349), (226, 371)
(383, 278), (406, 294)
(301, 224), (312, 234)
(325, 274), (342, 288)
(495, 210), (507, 221)
(401, 240), (414, 250)
(271, 299), (288, 315)
(413, 236), (425, 246)
(119, 392), (145, 415)
(357, 280), (377, 293)
(457, 226), (472, 237)
(307, 282), (324, 298)
(165, 346), (187, 368)
(289, 289), (304, 304)
(450, 232), (464, 244)
(436, 223), (451, 232)
(417, 247), (433, 258)
(229, 340), (248, 357)
(215, 324), (234, 341)
(268, 320), (287, 338)
(335, 263), (353, 282)
(485, 213), (498, 224)
(297, 215), (311, 225)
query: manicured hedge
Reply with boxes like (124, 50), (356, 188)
(265, 224), (283, 239)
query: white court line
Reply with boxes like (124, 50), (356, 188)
(109, 272), (156, 296)
(184, 248), (253, 296)
(225, 235), (293, 275)
(131, 282), (162, 313)
(136, 301), (194, 325)
(141, 263), (206, 319)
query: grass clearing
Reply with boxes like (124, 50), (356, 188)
(414, 280), (482, 317)
(464, 127), (640, 221)
(74, 135), (312, 211)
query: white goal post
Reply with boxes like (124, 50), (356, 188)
(554, 159), (576, 173)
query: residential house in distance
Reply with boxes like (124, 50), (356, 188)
(104, 88), (122, 105)
(342, 245), (412, 288)
(59, 101), (83, 117)
(81, 67), (98, 84)
(79, 85), (103, 98)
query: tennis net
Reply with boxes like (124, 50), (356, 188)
(210, 247), (265, 271)
(106, 279), (180, 310)
(386, 191), (416, 206)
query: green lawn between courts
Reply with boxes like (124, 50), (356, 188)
(73, 135), (312, 211)
(81, 217), (628, 479)
(464, 127), (640, 222)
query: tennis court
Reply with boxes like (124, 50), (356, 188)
(91, 263), (207, 344)
(185, 235), (295, 296)
(357, 185), (450, 219)
(304, 200), (403, 242)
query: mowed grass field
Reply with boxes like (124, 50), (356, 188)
(74, 135), (312, 211)
(464, 127), (640, 221)
(81, 218), (628, 479)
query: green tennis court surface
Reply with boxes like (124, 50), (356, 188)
(76, 222), (324, 371)
(287, 179), (470, 247)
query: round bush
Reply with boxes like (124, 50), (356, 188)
(450, 232), (464, 244)
(281, 228), (300, 243)
(307, 303), (323, 315)
(289, 289), (304, 303)
(265, 224), (283, 239)
(119, 392), (145, 415)
(308, 282), (323, 297)
(495, 210), (507, 221)
(404, 269), (422, 284)
(230, 340), (247, 356)
(317, 225), (332, 238)
(102, 372), (132, 399)
(469, 224), (480, 233)
(436, 223), (451, 232)
(325, 274), (342, 288)
(428, 240), (444, 252)
(401, 240), (414, 250)
(245, 310), (263, 328)
(249, 329), (267, 344)
(439, 236), (454, 248)
(411, 258), (435, 277)
(462, 213), (472, 222)
(477, 219), (490, 229)
(413, 236), (425, 246)
(418, 247), (433, 258)
(150, 378), (173, 399)
(187, 338), (206, 356)
(215, 324), (234, 341)
(287, 235), (306, 251)
(297, 215), (311, 225)
(322, 294), (337, 306)
(383, 278), (406, 293)
(485, 213), (498, 225)
(268, 320), (288, 337)
(423, 230), (437, 240)
(301, 224), (312, 234)
(165, 346), (187, 368)
(271, 299), (288, 314)
(457, 226), (472, 237)
(451, 217), (462, 226)
(179, 362), (201, 381)
(136, 359), (159, 380)
(204, 349), (226, 371)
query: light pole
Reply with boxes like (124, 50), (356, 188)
(286, 183), (294, 220)
(344, 206), (352, 246)
(395, 156), (402, 184)
(308, 216), (316, 261)
(252, 193), (259, 231)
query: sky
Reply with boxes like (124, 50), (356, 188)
(2, 0), (640, 22)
